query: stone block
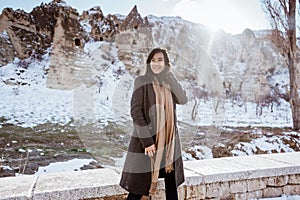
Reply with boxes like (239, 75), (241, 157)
(283, 185), (300, 195)
(0, 175), (38, 200)
(267, 175), (288, 187)
(234, 190), (263, 200)
(263, 187), (283, 198)
(247, 178), (267, 191)
(1, 152), (300, 200)
(206, 182), (229, 198)
(184, 157), (256, 183)
(151, 189), (165, 200)
(178, 185), (186, 200)
(259, 152), (300, 166)
(235, 193), (247, 200)
(155, 179), (165, 191)
(32, 168), (126, 199)
(220, 195), (235, 200)
(224, 155), (295, 179)
(229, 180), (247, 193)
(186, 184), (206, 199)
(184, 169), (204, 186)
(288, 174), (300, 184)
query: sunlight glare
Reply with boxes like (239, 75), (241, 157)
(174, 0), (247, 34)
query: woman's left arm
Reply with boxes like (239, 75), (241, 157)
(165, 72), (188, 105)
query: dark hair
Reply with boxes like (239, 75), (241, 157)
(145, 48), (171, 76)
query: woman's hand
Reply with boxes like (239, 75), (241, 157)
(145, 144), (156, 157)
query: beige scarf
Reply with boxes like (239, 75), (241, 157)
(149, 81), (175, 195)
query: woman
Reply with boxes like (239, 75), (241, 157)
(120, 48), (188, 200)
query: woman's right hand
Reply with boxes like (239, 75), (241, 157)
(145, 144), (156, 157)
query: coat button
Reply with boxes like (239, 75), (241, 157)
(149, 126), (152, 130)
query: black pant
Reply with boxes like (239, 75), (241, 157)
(127, 170), (178, 200)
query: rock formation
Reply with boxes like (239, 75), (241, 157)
(119, 5), (150, 31)
(0, 7), (52, 65)
(0, 0), (291, 105)
(0, 0), (154, 89)
(43, 1), (84, 89)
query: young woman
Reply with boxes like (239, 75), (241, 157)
(120, 48), (188, 200)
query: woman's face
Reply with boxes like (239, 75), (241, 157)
(150, 52), (165, 74)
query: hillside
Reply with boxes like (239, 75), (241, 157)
(0, 0), (299, 176)
(0, 0), (293, 128)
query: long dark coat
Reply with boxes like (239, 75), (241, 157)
(119, 72), (188, 195)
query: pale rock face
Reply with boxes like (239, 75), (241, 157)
(0, 0), (288, 103)
(0, 8), (42, 63)
(46, 5), (84, 89)
(0, 1), (153, 89)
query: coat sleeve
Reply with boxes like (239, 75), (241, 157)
(130, 77), (155, 149)
(165, 72), (188, 105)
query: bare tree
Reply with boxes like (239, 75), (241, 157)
(261, 0), (300, 130)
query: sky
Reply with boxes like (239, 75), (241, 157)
(0, 0), (271, 34)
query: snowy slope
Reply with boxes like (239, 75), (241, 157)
(0, 49), (73, 127)
(0, 50), (293, 129)
(1, 12), (300, 177)
(0, 42), (131, 129)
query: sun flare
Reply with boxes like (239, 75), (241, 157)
(174, 0), (253, 34)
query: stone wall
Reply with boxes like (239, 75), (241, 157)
(1, 152), (299, 200)
(176, 174), (300, 200)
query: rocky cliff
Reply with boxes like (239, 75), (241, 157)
(0, 0), (291, 102)
(0, 0), (154, 89)
(0, 1), (150, 64)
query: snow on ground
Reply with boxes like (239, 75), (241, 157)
(0, 40), (298, 173)
(0, 41), (131, 128)
(179, 97), (292, 128)
(0, 39), (294, 129)
(81, 41), (133, 127)
(33, 158), (96, 175)
(0, 50), (74, 127)
(232, 132), (300, 156)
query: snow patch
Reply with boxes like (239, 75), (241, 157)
(34, 158), (96, 175)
